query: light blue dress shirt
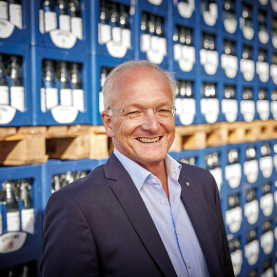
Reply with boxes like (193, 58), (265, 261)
(114, 148), (210, 277)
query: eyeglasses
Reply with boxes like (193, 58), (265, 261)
(107, 106), (177, 121)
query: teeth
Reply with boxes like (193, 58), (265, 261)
(137, 137), (160, 143)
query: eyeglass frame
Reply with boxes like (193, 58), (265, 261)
(107, 105), (177, 121)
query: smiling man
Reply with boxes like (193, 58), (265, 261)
(40, 60), (234, 277)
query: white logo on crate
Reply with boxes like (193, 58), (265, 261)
(224, 19), (237, 34)
(175, 98), (196, 125)
(230, 249), (242, 276)
(200, 49), (218, 75)
(209, 168), (222, 191)
(242, 26), (254, 40)
(225, 164), (241, 188)
(177, 0), (195, 18)
(222, 99), (238, 123)
(240, 100), (255, 122)
(260, 156), (273, 178)
(240, 59), (255, 81)
(0, 105), (16, 124)
(244, 160), (258, 183)
(174, 45), (195, 72)
(261, 230), (274, 254)
(244, 200), (259, 224)
(201, 98), (219, 124)
(99, 23), (131, 58)
(203, 3), (217, 26)
(0, 232), (27, 254)
(221, 54), (238, 78)
(245, 240), (259, 265)
(0, 2), (22, 38)
(39, 8), (83, 49)
(225, 207), (242, 233)
(260, 193), (274, 217)
(148, 0), (163, 5)
(141, 34), (167, 64)
(41, 87), (84, 124)
(257, 100), (270, 121)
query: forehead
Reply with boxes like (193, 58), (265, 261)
(112, 67), (173, 106)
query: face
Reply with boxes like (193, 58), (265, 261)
(101, 68), (175, 170)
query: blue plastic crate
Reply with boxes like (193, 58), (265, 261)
(168, 149), (201, 168)
(30, 0), (89, 53)
(0, 42), (32, 126)
(0, 0), (30, 44)
(0, 164), (43, 270)
(135, 1), (169, 68)
(91, 55), (131, 125)
(90, 0), (135, 59)
(31, 46), (91, 126)
(42, 159), (99, 212)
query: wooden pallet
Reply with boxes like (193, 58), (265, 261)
(255, 120), (277, 140)
(0, 127), (48, 165)
(46, 125), (111, 160)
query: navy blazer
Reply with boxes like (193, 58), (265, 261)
(40, 153), (234, 277)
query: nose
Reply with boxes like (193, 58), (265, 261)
(141, 108), (160, 132)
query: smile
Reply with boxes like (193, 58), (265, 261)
(136, 137), (161, 143)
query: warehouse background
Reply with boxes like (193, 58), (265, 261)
(0, 0), (277, 276)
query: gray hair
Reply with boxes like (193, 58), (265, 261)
(102, 60), (177, 111)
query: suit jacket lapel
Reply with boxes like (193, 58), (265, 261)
(104, 153), (177, 277)
(178, 167), (222, 276)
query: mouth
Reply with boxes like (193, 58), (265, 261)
(136, 136), (162, 143)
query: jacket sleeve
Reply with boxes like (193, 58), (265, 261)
(213, 177), (235, 277)
(40, 190), (100, 277)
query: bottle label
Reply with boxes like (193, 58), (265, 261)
(7, 211), (20, 232)
(230, 250), (242, 276)
(112, 27), (121, 42)
(260, 193), (273, 217)
(225, 206), (242, 233)
(260, 156), (273, 178)
(60, 88), (72, 106)
(99, 91), (104, 113)
(59, 14), (70, 32)
(21, 208), (35, 234)
(0, 86), (9, 105)
(40, 87), (46, 113)
(261, 231), (274, 254)
(45, 11), (57, 32)
(200, 98), (219, 123)
(0, 1), (8, 20)
(39, 9), (44, 34)
(0, 232), (27, 254)
(122, 29), (131, 48)
(9, 4), (22, 29)
(244, 240), (259, 265)
(256, 61), (269, 82)
(222, 99), (238, 122)
(177, 1), (194, 19)
(98, 23), (111, 44)
(240, 100), (255, 122)
(71, 17), (83, 39)
(200, 49), (218, 75)
(225, 163), (241, 188)
(141, 34), (151, 52)
(10, 86), (24, 112)
(244, 200), (259, 224)
(257, 100), (269, 121)
(46, 88), (58, 110)
(73, 89), (84, 112)
(178, 98), (196, 126)
(244, 160), (258, 183)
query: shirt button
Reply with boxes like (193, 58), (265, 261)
(160, 199), (165, 205)
(152, 178), (156, 183)
(188, 263), (191, 269)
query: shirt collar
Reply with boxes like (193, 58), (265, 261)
(113, 148), (182, 191)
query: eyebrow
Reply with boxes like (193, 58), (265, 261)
(124, 102), (172, 109)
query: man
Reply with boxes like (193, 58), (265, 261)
(40, 60), (234, 277)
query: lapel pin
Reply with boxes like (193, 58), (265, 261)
(186, 182), (190, 186)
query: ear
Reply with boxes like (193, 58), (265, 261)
(101, 111), (115, 137)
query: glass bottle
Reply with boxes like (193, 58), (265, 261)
(58, 0), (70, 32)
(0, 54), (9, 105)
(69, 0), (83, 39)
(59, 62), (72, 106)
(10, 56), (24, 112)
(41, 0), (57, 33)
(9, 0), (22, 29)
(0, 0), (8, 20)
(71, 63), (84, 112)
